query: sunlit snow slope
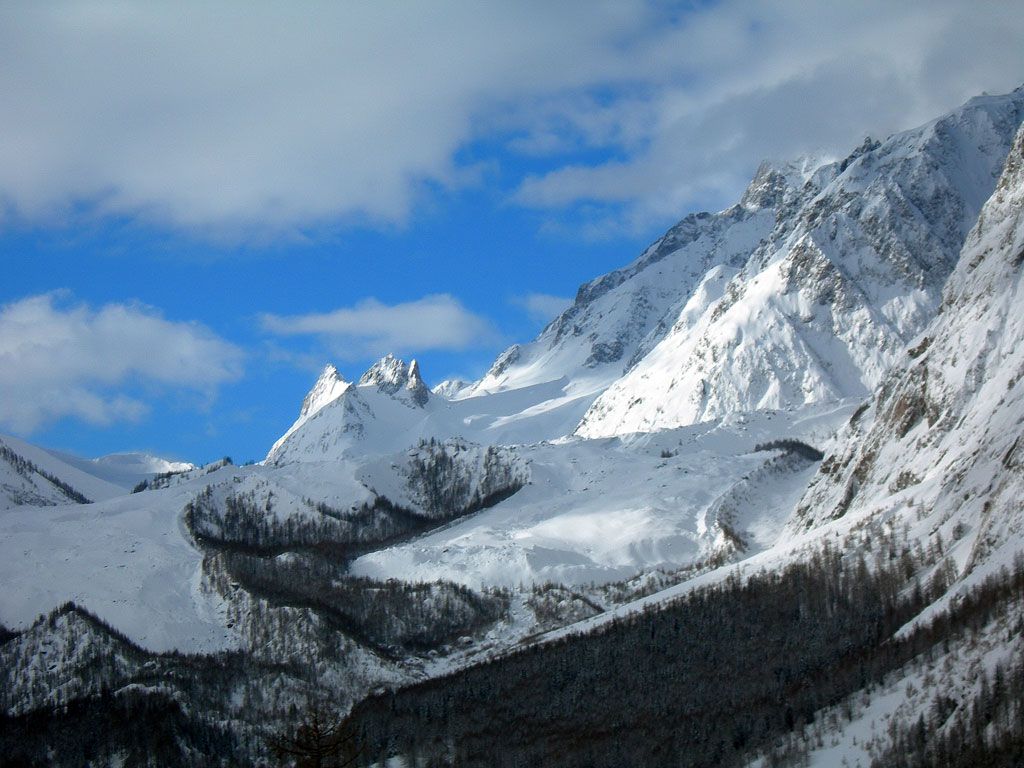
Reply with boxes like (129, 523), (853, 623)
(577, 89), (1024, 437)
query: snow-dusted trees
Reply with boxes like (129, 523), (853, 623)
(406, 437), (527, 519)
(344, 543), (1024, 767)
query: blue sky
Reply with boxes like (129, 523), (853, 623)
(2, 1), (1023, 463)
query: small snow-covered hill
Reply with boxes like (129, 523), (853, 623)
(0, 435), (97, 509)
(0, 433), (187, 507)
(0, 432), (195, 509)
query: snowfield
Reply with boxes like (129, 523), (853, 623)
(0, 481), (234, 653)
(350, 401), (854, 588)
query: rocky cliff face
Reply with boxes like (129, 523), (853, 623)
(791, 119), (1024, 580)
(359, 354), (431, 406)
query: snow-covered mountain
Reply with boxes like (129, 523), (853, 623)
(458, 90), (1024, 440)
(266, 355), (443, 464)
(432, 377), (470, 399)
(267, 354), (598, 464)
(468, 191), (781, 401)
(71, 451), (195, 491)
(336, 135), (1024, 764)
(270, 88), (1024, 468)
(792, 118), (1024, 584)
(3, 87), (1024, 767)
(359, 353), (431, 405)
(578, 89), (1024, 437)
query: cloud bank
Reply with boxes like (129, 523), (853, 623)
(261, 295), (497, 360)
(0, 294), (243, 432)
(1, 2), (1021, 237)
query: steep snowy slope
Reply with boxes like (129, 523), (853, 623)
(792, 119), (1024, 586)
(0, 473), (236, 652)
(266, 363), (352, 458)
(0, 434), (132, 507)
(467, 180), (788, 398)
(578, 88), (1024, 437)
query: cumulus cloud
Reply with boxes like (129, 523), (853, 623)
(260, 295), (497, 359)
(511, 293), (572, 325)
(0, 293), (244, 432)
(0, 2), (1021, 237)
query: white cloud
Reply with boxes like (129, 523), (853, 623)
(0, 293), (244, 432)
(0, 1), (652, 236)
(0, 2), (1020, 237)
(511, 0), (1024, 233)
(511, 293), (572, 325)
(260, 295), (497, 359)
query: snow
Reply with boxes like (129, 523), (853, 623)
(577, 88), (1024, 438)
(0, 479), (236, 653)
(68, 451), (194, 487)
(791, 118), (1024, 596)
(465, 203), (779, 403)
(432, 377), (470, 399)
(266, 360), (604, 466)
(1, 89), (1022, 710)
(1, 433), (139, 505)
(350, 402), (855, 588)
(266, 363), (352, 458)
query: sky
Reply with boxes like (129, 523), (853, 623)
(2, 1), (1023, 464)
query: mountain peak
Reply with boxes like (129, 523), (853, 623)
(299, 364), (350, 419)
(740, 154), (831, 210)
(265, 363), (351, 462)
(359, 354), (430, 406)
(359, 354), (405, 391)
(574, 86), (1024, 438)
(406, 359), (430, 406)
(432, 378), (470, 399)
